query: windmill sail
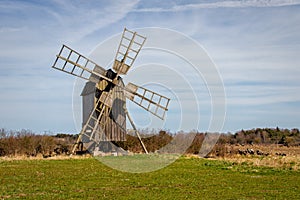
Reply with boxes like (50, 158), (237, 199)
(52, 45), (108, 83)
(125, 82), (170, 120)
(113, 28), (146, 75)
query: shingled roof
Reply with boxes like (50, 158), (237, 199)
(80, 81), (96, 96)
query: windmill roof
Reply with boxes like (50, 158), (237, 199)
(80, 77), (125, 96)
(81, 81), (96, 96)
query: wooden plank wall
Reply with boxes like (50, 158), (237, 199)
(99, 81), (126, 141)
(82, 79), (127, 141)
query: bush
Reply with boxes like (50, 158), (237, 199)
(0, 129), (74, 157)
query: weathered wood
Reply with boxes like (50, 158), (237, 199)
(81, 79), (126, 142)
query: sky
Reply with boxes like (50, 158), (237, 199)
(0, 0), (300, 134)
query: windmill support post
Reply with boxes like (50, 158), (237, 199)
(124, 108), (148, 154)
(71, 134), (83, 155)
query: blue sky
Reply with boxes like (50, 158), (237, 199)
(0, 0), (300, 134)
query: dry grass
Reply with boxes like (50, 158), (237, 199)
(0, 154), (91, 161)
(218, 155), (300, 170)
(214, 144), (300, 170)
(1, 144), (300, 170)
(227, 144), (300, 156)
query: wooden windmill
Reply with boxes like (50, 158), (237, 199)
(52, 28), (170, 154)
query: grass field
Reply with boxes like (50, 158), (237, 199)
(0, 156), (299, 199)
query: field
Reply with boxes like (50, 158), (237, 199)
(0, 156), (300, 199)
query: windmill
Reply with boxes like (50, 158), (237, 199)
(52, 28), (170, 155)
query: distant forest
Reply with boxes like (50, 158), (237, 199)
(0, 127), (299, 157)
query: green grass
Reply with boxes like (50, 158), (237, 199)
(0, 156), (299, 199)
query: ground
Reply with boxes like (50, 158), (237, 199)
(0, 154), (299, 199)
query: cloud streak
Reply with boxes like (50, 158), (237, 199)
(49, 0), (140, 42)
(134, 0), (300, 12)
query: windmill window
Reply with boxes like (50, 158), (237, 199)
(86, 61), (95, 71)
(144, 91), (152, 100)
(160, 97), (169, 108)
(124, 31), (134, 40)
(141, 99), (149, 109)
(152, 94), (160, 104)
(72, 66), (82, 76)
(60, 47), (70, 58)
(55, 59), (65, 69)
(131, 43), (140, 52)
(77, 57), (86, 67)
(125, 58), (132, 66)
(156, 107), (165, 118)
(122, 38), (130, 47)
(119, 45), (127, 55)
(134, 96), (142, 104)
(81, 70), (90, 79)
(135, 35), (145, 44)
(64, 63), (74, 73)
(69, 52), (78, 63)
(136, 87), (144, 96)
(149, 104), (156, 113)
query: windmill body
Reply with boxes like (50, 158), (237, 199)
(51, 28), (170, 154)
(81, 78), (126, 142)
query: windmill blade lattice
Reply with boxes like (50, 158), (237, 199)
(52, 45), (108, 83)
(113, 28), (146, 75)
(125, 83), (170, 120)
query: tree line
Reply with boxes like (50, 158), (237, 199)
(0, 127), (299, 157)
